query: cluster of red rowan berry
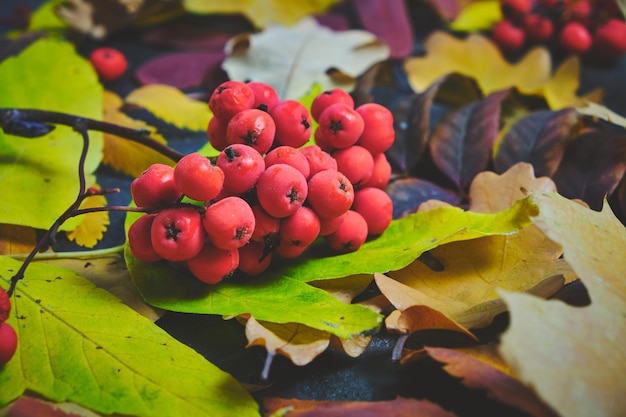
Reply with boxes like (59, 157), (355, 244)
(0, 288), (17, 365)
(490, 0), (626, 59)
(127, 81), (394, 285)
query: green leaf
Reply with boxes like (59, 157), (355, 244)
(450, 1), (502, 32)
(126, 197), (537, 338)
(0, 256), (259, 417)
(0, 38), (103, 231)
(28, 0), (68, 32)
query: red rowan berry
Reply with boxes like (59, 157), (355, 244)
(307, 169), (354, 219)
(316, 103), (365, 150)
(270, 100), (312, 148)
(352, 187), (393, 235)
(361, 152), (392, 189)
(264, 146), (311, 179)
(238, 241), (272, 275)
(174, 153), (224, 202)
(332, 145), (375, 188)
(226, 108), (276, 154)
(207, 116), (229, 151)
(324, 210), (369, 253)
(500, 0), (533, 21)
(246, 81), (280, 112)
(492, 20), (526, 54)
(217, 144), (265, 194)
(131, 164), (182, 208)
(0, 287), (10, 323)
(188, 245), (239, 285)
(0, 322), (18, 365)
(593, 19), (626, 60)
(209, 80), (255, 121)
(150, 207), (204, 261)
(310, 88), (355, 122)
(203, 196), (255, 250)
(256, 164), (308, 218)
(251, 205), (281, 245)
(559, 21), (592, 54)
(275, 206), (321, 258)
(319, 212), (347, 236)
(523, 14), (554, 44)
(299, 145), (337, 178)
(355, 103), (395, 155)
(127, 214), (162, 263)
(89, 47), (127, 81)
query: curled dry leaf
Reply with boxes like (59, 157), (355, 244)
(425, 347), (559, 417)
(222, 17), (390, 100)
(245, 317), (331, 380)
(500, 192), (626, 417)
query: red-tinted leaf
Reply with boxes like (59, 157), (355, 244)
(351, 0), (414, 58)
(8, 397), (85, 417)
(552, 130), (626, 210)
(140, 25), (234, 50)
(387, 177), (461, 218)
(387, 79), (443, 173)
(261, 397), (457, 417)
(494, 108), (578, 177)
(135, 51), (225, 90)
(430, 90), (508, 191)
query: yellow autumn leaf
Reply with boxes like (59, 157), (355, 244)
(183, 0), (339, 28)
(124, 84), (212, 131)
(499, 192), (626, 417)
(404, 31), (598, 109)
(66, 186), (109, 248)
(450, 0), (502, 31)
(102, 91), (175, 177)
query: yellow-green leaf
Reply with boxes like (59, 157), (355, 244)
(124, 84), (212, 131)
(183, 0), (339, 28)
(450, 1), (502, 31)
(65, 187), (110, 248)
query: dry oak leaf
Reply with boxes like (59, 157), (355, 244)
(404, 32), (597, 109)
(184, 0), (339, 29)
(426, 347), (559, 417)
(246, 317), (331, 380)
(65, 186), (109, 248)
(222, 17), (390, 100)
(469, 162), (557, 213)
(499, 192), (626, 417)
(378, 221), (576, 332)
(577, 101), (626, 129)
(102, 90), (174, 178)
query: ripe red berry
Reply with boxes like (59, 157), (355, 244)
(127, 214), (162, 262)
(270, 100), (312, 148)
(492, 20), (526, 54)
(150, 207), (205, 261)
(500, 0), (533, 21)
(523, 14), (554, 43)
(256, 163), (308, 218)
(89, 47), (127, 82)
(332, 145), (375, 188)
(251, 205), (281, 246)
(307, 169), (354, 219)
(226, 108), (276, 154)
(0, 322), (18, 365)
(319, 212), (347, 236)
(174, 153), (224, 202)
(238, 241), (272, 275)
(559, 21), (592, 54)
(299, 145), (338, 179)
(310, 88), (355, 122)
(207, 116), (229, 151)
(216, 144), (265, 194)
(568, 0), (593, 24)
(246, 81), (280, 112)
(188, 245), (239, 285)
(355, 103), (395, 155)
(324, 210), (369, 253)
(203, 196), (255, 250)
(316, 103), (365, 150)
(209, 80), (255, 121)
(131, 164), (182, 208)
(352, 187), (393, 235)
(275, 206), (321, 258)
(361, 152), (392, 189)
(264, 146), (311, 179)
(593, 19), (626, 60)
(0, 287), (10, 323)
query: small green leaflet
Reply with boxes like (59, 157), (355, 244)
(0, 38), (103, 231)
(0, 256), (259, 417)
(127, 197), (537, 339)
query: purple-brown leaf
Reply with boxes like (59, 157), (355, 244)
(552, 130), (626, 210)
(387, 177), (461, 218)
(351, 0), (414, 58)
(135, 51), (225, 90)
(494, 108), (578, 177)
(140, 25), (235, 50)
(430, 90), (508, 191)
